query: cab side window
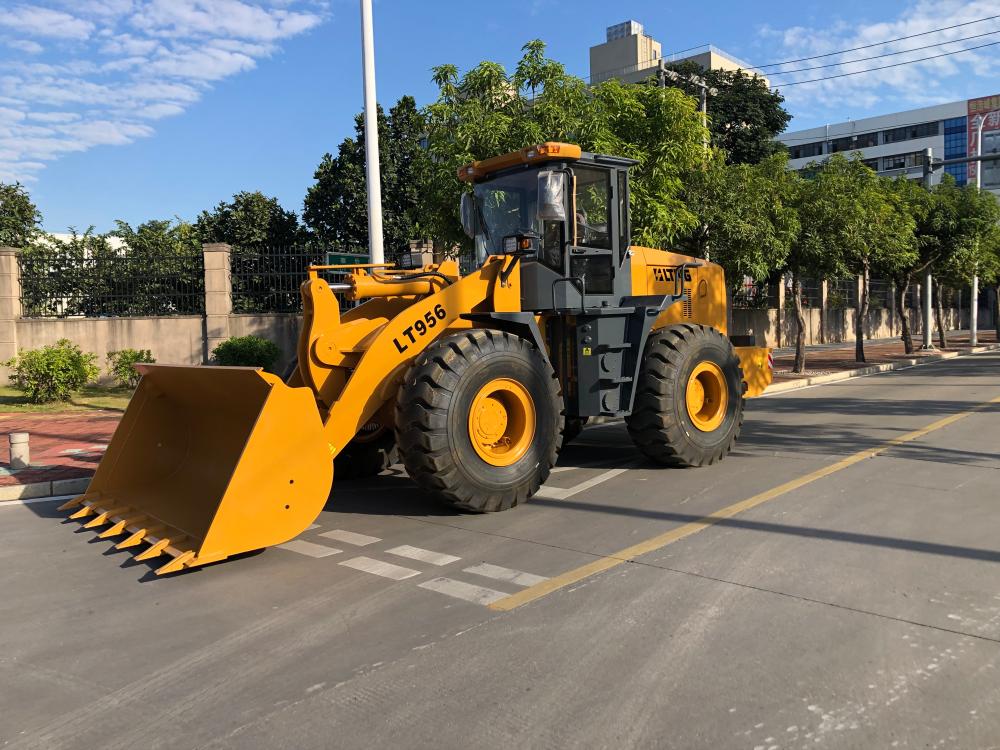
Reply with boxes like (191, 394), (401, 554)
(573, 167), (612, 250)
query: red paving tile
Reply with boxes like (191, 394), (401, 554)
(0, 411), (120, 487)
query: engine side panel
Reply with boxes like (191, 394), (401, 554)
(629, 246), (728, 334)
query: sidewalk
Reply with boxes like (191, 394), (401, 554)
(0, 412), (118, 499)
(771, 330), (999, 389)
(0, 329), (997, 500)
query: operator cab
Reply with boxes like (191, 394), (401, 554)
(459, 142), (637, 311)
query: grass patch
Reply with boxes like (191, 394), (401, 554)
(0, 384), (133, 414)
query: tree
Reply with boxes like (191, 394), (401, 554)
(682, 152), (798, 290)
(422, 41), (706, 254)
(797, 155), (915, 364)
(885, 176), (931, 354)
(936, 184), (1000, 346)
(662, 61), (792, 165)
(303, 96), (429, 257)
(195, 191), (302, 250)
(0, 182), (41, 247)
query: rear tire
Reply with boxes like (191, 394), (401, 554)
(396, 329), (563, 512)
(626, 324), (744, 467)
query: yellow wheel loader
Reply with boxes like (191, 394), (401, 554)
(60, 142), (772, 574)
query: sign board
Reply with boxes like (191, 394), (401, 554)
(968, 94), (1000, 186)
(325, 252), (370, 266)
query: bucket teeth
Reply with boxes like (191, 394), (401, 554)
(134, 539), (170, 561)
(81, 506), (129, 529)
(116, 524), (165, 550)
(69, 505), (97, 520)
(99, 514), (146, 539)
(57, 494), (91, 511)
(155, 551), (196, 575)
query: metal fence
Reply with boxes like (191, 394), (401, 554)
(18, 248), (204, 318)
(230, 247), (367, 314)
(732, 279), (777, 309)
(827, 279), (858, 310)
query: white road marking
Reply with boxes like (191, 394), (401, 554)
(386, 545), (460, 566)
(339, 556), (420, 580)
(419, 577), (508, 606)
(549, 466), (577, 473)
(276, 540), (342, 558)
(464, 562), (548, 587)
(307, 524), (320, 530)
(320, 529), (381, 546)
(536, 463), (638, 500)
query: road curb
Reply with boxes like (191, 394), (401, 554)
(0, 476), (90, 503)
(767, 343), (1000, 394)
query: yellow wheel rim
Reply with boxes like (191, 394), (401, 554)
(468, 378), (536, 466)
(685, 361), (728, 432)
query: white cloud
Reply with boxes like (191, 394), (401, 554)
(7, 39), (45, 54)
(0, 1), (326, 183)
(0, 5), (95, 39)
(758, 0), (1000, 124)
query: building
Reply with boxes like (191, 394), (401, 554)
(776, 94), (1000, 195)
(589, 20), (768, 86)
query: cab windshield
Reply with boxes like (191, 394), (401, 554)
(472, 171), (541, 262)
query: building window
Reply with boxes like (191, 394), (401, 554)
(862, 158), (879, 171)
(943, 116), (967, 135)
(944, 163), (968, 186)
(790, 141), (824, 159)
(829, 132), (878, 152)
(882, 121), (940, 144)
(882, 151), (926, 171)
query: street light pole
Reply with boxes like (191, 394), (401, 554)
(921, 147), (934, 350)
(360, 0), (384, 264)
(970, 111), (998, 346)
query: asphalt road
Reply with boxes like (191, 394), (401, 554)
(3, 353), (1000, 750)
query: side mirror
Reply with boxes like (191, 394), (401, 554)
(460, 193), (477, 239)
(537, 170), (567, 221)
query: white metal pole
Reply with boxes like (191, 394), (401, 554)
(971, 270), (979, 347)
(975, 114), (984, 191)
(922, 270), (934, 350)
(360, 0), (384, 264)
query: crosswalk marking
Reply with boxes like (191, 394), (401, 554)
(276, 540), (342, 558)
(386, 545), (460, 566)
(419, 577), (507, 606)
(320, 529), (381, 546)
(339, 556), (420, 580)
(463, 563), (548, 587)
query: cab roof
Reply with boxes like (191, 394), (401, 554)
(457, 142), (580, 183)
(457, 142), (639, 183)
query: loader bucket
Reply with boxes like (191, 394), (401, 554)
(60, 364), (333, 575)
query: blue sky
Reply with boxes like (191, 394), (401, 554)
(1, 0), (998, 232)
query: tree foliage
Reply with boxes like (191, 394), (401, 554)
(682, 152), (799, 287)
(662, 62), (791, 165)
(0, 182), (42, 247)
(303, 96), (429, 257)
(422, 40), (707, 253)
(195, 191), (302, 249)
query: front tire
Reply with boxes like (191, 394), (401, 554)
(626, 324), (744, 467)
(396, 329), (563, 512)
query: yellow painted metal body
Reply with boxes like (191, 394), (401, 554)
(468, 377), (537, 466)
(630, 245), (773, 397)
(62, 256), (523, 574)
(685, 361), (728, 432)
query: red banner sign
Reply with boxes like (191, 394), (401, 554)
(968, 94), (1000, 184)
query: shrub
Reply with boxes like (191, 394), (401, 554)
(107, 348), (156, 388)
(4, 339), (99, 403)
(212, 335), (282, 372)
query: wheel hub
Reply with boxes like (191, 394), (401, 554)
(685, 361), (728, 432)
(468, 378), (536, 466)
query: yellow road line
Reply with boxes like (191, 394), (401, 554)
(489, 394), (1000, 612)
